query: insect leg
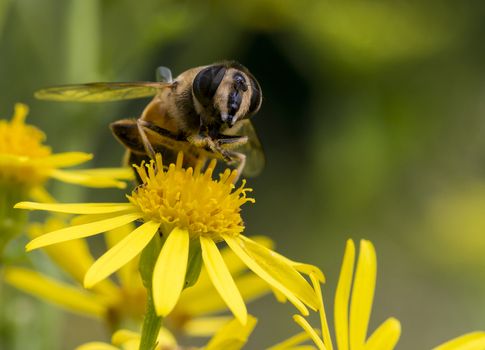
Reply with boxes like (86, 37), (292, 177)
(226, 151), (246, 183)
(136, 119), (156, 159)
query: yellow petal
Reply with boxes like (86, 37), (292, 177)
(200, 236), (247, 324)
(292, 262), (325, 283)
(267, 331), (313, 350)
(75, 343), (119, 350)
(157, 328), (178, 347)
(104, 223), (143, 292)
(112, 329), (140, 344)
(177, 272), (270, 317)
(34, 152), (93, 167)
(28, 218), (94, 283)
(183, 316), (233, 337)
(334, 240), (356, 350)
(205, 315), (257, 350)
(28, 218), (121, 297)
(4, 267), (107, 318)
(84, 221), (160, 288)
(29, 186), (56, 203)
(15, 201), (135, 214)
(153, 227), (189, 316)
(432, 332), (485, 350)
(194, 235), (274, 292)
(310, 274), (333, 350)
(363, 318), (401, 350)
(13, 103), (29, 123)
(272, 250), (325, 283)
(293, 315), (327, 350)
(26, 212), (142, 251)
(224, 235), (317, 315)
(349, 240), (377, 350)
(49, 169), (127, 189)
(74, 167), (134, 180)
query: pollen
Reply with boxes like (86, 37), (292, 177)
(0, 104), (52, 185)
(128, 153), (255, 240)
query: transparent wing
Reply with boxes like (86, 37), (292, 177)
(34, 81), (172, 102)
(226, 119), (265, 177)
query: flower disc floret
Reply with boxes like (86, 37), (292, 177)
(0, 104), (52, 185)
(128, 153), (254, 240)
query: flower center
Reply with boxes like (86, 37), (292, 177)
(128, 153), (254, 241)
(0, 104), (52, 186)
(0, 104), (51, 158)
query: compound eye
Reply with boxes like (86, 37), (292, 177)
(233, 73), (248, 91)
(247, 75), (262, 116)
(193, 65), (227, 107)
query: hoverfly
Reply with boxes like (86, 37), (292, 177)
(35, 61), (264, 179)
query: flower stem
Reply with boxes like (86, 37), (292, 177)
(0, 183), (28, 260)
(139, 233), (164, 350)
(139, 291), (163, 350)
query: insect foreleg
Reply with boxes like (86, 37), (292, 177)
(226, 151), (246, 183)
(136, 119), (156, 159)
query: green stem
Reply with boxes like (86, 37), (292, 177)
(139, 291), (163, 350)
(0, 183), (28, 261)
(139, 233), (164, 350)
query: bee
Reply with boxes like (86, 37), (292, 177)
(35, 61), (264, 179)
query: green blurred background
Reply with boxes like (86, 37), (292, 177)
(1, 0), (485, 348)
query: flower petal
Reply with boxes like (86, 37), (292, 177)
(84, 221), (160, 288)
(111, 329), (140, 344)
(293, 315), (327, 350)
(26, 212), (142, 251)
(267, 331), (313, 350)
(224, 235), (318, 315)
(34, 152), (93, 167)
(15, 201), (135, 214)
(177, 272), (270, 317)
(104, 223), (144, 292)
(205, 315), (257, 350)
(310, 274), (333, 350)
(153, 227), (189, 316)
(334, 239), (356, 350)
(349, 240), (377, 350)
(74, 167), (134, 180)
(29, 186), (56, 203)
(75, 343), (119, 350)
(183, 316), (233, 337)
(201, 236), (247, 325)
(28, 219), (93, 283)
(4, 267), (107, 318)
(363, 318), (401, 350)
(432, 332), (485, 350)
(49, 169), (127, 189)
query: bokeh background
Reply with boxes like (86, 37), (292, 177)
(1, 0), (485, 349)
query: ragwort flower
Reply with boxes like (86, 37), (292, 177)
(5, 219), (273, 336)
(75, 316), (257, 350)
(0, 103), (132, 198)
(0, 103), (132, 254)
(15, 153), (319, 325)
(271, 239), (401, 350)
(271, 239), (485, 350)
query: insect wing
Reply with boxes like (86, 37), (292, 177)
(34, 82), (171, 102)
(228, 119), (265, 177)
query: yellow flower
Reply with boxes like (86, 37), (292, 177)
(271, 239), (401, 350)
(0, 103), (132, 199)
(4, 218), (273, 336)
(4, 219), (144, 324)
(432, 332), (485, 350)
(15, 153), (319, 325)
(270, 240), (485, 350)
(75, 316), (257, 350)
